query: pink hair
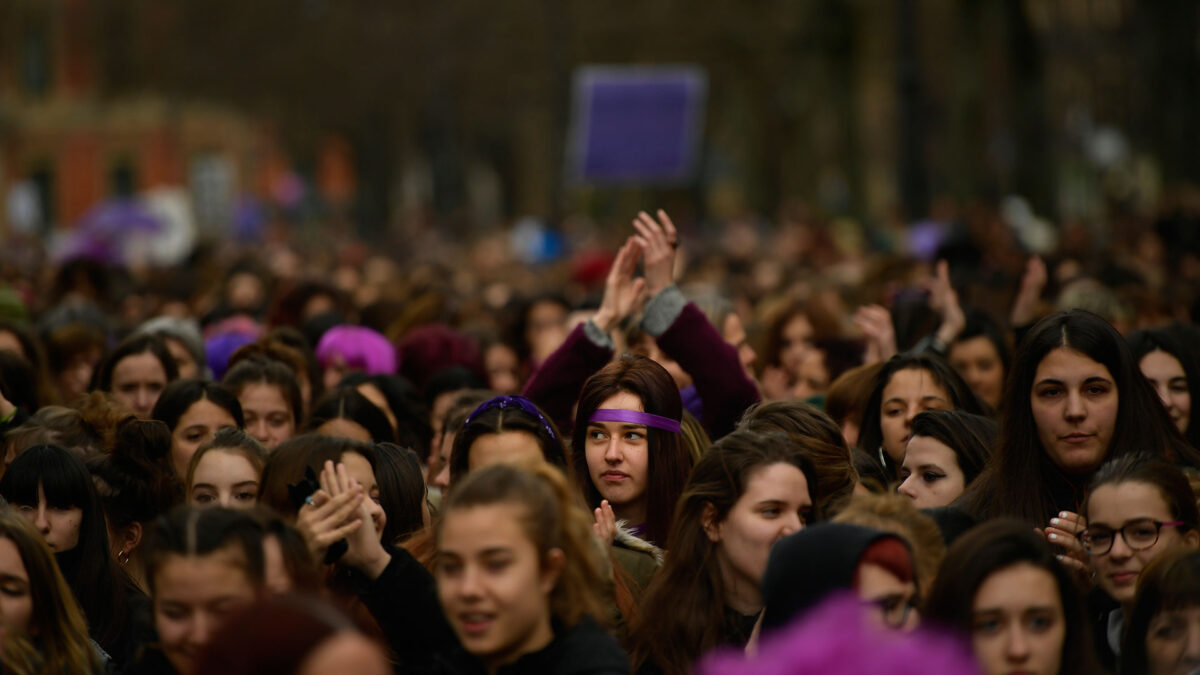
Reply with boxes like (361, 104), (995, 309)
(699, 593), (980, 675)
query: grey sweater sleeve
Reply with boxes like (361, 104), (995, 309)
(640, 285), (687, 337)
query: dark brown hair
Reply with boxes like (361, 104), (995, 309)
(629, 429), (819, 674)
(571, 355), (693, 548)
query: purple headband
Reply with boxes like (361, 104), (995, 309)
(465, 395), (557, 441)
(588, 408), (681, 434)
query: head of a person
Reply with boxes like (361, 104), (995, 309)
(998, 310), (1189, 486)
(137, 316), (207, 380)
(691, 292), (757, 376)
(923, 519), (1097, 675)
(434, 461), (607, 671)
(306, 386), (397, 445)
(195, 594), (389, 675)
(145, 505), (266, 675)
(657, 427), (816, 624)
(0, 507), (98, 673)
(371, 444), (430, 545)
(258, 434), (386, 536)
(833, 492), (946, 596)
(222, 356), (302, 451)
(228, 334), (320, 417)
(794, 337), (865, 399)
(42, 321), (106, 404)
(1121, 549), (1200, 675)
(1080, 454), (1200, 610)
(760, 523), (919, 635)
(187, 429), (268, 511)
(449, 395), (570, 488)
(857, 353), (982, 473)
(897, 410), (997, 509)
(738, 399), (858, 515)
(430, 389), (495, 490)
(152, 379), (245, 480)
(825, 361), (885, 449)
(572, 354), (693, 548)
(763, 301), (817, 374)
(0, 444), (104, 556)
(947, 310), (1011, 411)
(314, 325), (397, 392)
(1128, 327), (1200, 445)
(88, 418), (183, 570)
(92, 333), (180, 418)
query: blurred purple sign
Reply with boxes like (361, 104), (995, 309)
(567, 66), (707, 185)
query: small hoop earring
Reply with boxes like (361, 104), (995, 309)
(117, 549), (130, 565)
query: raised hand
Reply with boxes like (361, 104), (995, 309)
(631, 209), (679, 297)
(593, 237), (646, 334)
(593, 499), (616, 549)
(320, 460), (391, 579)
(1011, 255), (1048, 327)
(855, 304), (897, 364)
(295, 483), (364, 562)
(1043, 511), (1093, 589)
(928, 259), (965, 346)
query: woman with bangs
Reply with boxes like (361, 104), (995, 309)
(0, 444), (135, 667)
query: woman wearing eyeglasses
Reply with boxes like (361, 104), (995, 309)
(1078, 454), (1200, 669)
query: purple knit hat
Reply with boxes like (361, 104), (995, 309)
(314, 324), (398, 375)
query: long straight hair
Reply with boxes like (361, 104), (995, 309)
(1127, 325), (1200, 450)
(628, 430), (820, 675)
(571, 355), (693, 548)
(924, 519), (1099, 675)
(0, 507), (99, 674)
(0, 444), (131, 656)
(962, 310), (1200, 525)
(856, 353), (984, 479)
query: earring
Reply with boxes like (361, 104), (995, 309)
(117, 549), (130, 565)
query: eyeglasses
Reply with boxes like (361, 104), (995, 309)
(864, 593), (919, 629)
(1077, 518), (1187, 555)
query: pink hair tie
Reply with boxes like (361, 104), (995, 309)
(588, 408), (681, 434)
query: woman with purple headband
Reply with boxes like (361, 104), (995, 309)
(573, 354), (694, 550)
(443, 395), (570, 489)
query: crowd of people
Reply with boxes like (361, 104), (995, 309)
(0, 199), (1199, 674)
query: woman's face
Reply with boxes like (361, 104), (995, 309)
(485, 344), (521, 396)
(57, 347), (102, 403)
(949, 336), (1005, 410)
(436, 503), (558, 670)
(0, 537), (34, 647)
(1030, 347), (1118, 475)
(1146, 605), (1200, 675)
(897, 435), (966, 509)
(153, 548), (258, 675)
(1086, 481), (1199, 606)
(189, 451), (261, 510)
(15, 484), (82, 552)
(171, 399), (238, 480)
(468, 431), (544, 473)
(793, 348), (830, 399)
(879, 368), (952, 464)
(971, 562), (1065, 675)
(1141, 350), (1191, 435)
(779, 314), (814, 374)
(341, 452), (386, 537)
(708, 462), (811, 609)
(112, 351), (169, 418)
(163, 337), (200, 380)
(239, 383), (295, 451)
(584, 391), (651, 526)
